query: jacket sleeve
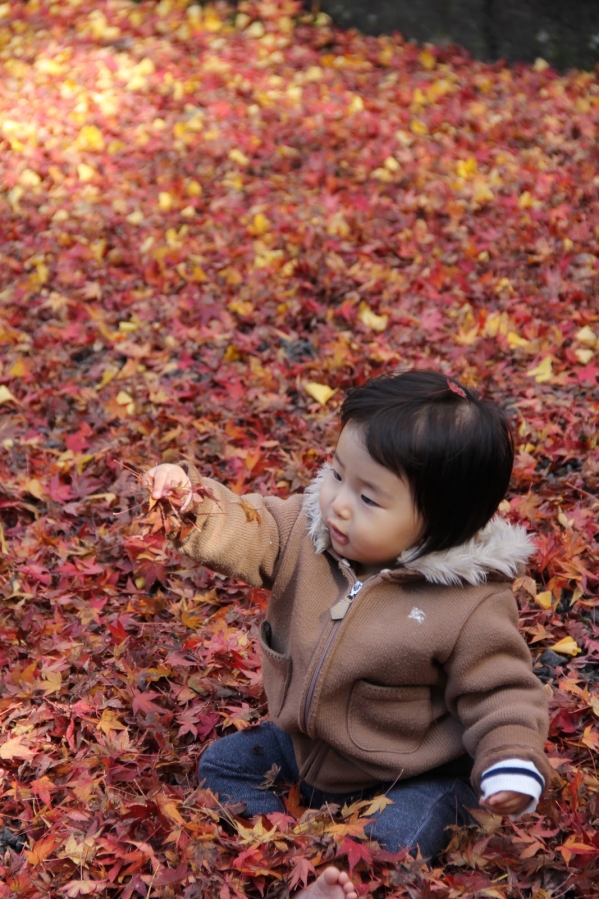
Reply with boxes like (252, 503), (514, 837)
(174, 466), (303, 590)
(443, 587), (552, 795)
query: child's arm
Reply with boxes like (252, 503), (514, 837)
(444, 588), (552, 810)
(142, 462), (299, 588)
(478, 756), (545, 817)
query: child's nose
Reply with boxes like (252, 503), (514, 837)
(331, 492), (351, 518)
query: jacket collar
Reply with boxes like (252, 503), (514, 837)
(302, 464), (535, 587)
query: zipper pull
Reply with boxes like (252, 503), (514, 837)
(330, 580), (363, 620)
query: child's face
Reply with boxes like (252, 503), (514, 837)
(319, 423), (424, 572)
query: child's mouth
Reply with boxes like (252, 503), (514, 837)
(328, 523), (349, 545)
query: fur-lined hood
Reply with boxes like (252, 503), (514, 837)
(302, 465), (535, 587)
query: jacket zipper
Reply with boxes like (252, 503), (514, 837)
(302, 579), (364, 731)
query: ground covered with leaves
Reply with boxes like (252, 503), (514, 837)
(0, 0), (598, 896)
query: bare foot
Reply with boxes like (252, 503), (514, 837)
(295, 866), (359, 899)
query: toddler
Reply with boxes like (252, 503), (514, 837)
(144, 371), (550, 899)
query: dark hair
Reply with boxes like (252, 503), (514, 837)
(340, 371), (514, 559)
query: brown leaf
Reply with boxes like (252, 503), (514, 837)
(239, 499), (261, 524)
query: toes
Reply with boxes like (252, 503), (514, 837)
(322, 867), (341, 885)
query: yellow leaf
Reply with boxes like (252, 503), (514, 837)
(22, 477), (45, 499)
(204, 7), (224, 31)
(535, 590), (553, 610)
(0, 385), (19, 404)
(8, 357), (29, 377)
(35, 262), (49, 284)
(455, 325), (479, 346)
(249, 213), (270, 235)
(97, 709), (127, 735)
(115, 391), (135, 414)
(512, 575), (537, 598)
(96, 367), (118, 390)
(495, 276), (514, 294)
(36, 58), (66, 76)
(224, 345), (241, 362)
(378, 44), (394, 67)
(40, 671), (62, 695)
(348, 94), (364, 113)
(229, 148), (249, 166)
(519, 191), (535, 208)
(75, 125), (105, 152)
(456, 157), (478, 179)
(77, 163), (96, 182)
(362, 794), (395, 816)
(118, 320), (138, 333)
(19, 168), (42, 187)
(410, 118), (428, 135)
(228, 299), (253, 317)
(419, 48), (436, 70)
(60, 834), (98, 865)
(549, 636), (581, 657)
(304, 382), (336, 405)
(485, 311), (509, 338)
(371, 167), (393, 182)
(527, 357), (553, 383)
(87, 493), (117, 504)
(305, 66), (323, 82)
(158, 191), (174, 211)
(358, 302), (388, 332)
(575, 348), (594, 365)
(575, 325), (597, 347)
(473, 182), (494, 205)
(557, 510), (574, 528)
(507, 331), (530, 349)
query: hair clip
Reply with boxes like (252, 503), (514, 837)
(447, 379), (467, 399)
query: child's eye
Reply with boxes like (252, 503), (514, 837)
(361, 495), (378, 507)
(332, 469), (342, 482)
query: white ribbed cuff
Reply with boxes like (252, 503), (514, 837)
(480, 758), (544, 819)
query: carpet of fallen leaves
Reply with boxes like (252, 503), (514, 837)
(0, 1), (598, 896)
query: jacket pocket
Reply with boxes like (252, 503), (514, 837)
(258, 621), (292, 718)
(348, 681), (432, 754)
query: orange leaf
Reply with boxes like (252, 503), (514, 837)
(239, 499), (261, 524)
(25, 834), (59, 865)
(0, 735), (35, 760)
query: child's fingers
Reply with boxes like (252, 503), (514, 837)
(143, 464), (191, 499)
(481, 790), (530, 815)
(142, 467), (157, 489)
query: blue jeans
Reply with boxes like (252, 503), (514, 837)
(199, 722), (478, 859)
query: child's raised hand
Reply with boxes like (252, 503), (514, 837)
(143, 464), (193, 511)
(480, 790), (531, 817)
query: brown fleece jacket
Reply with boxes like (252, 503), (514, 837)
(177, 466), (551, 796)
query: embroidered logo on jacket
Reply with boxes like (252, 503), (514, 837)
(408, 607), (426, 624)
